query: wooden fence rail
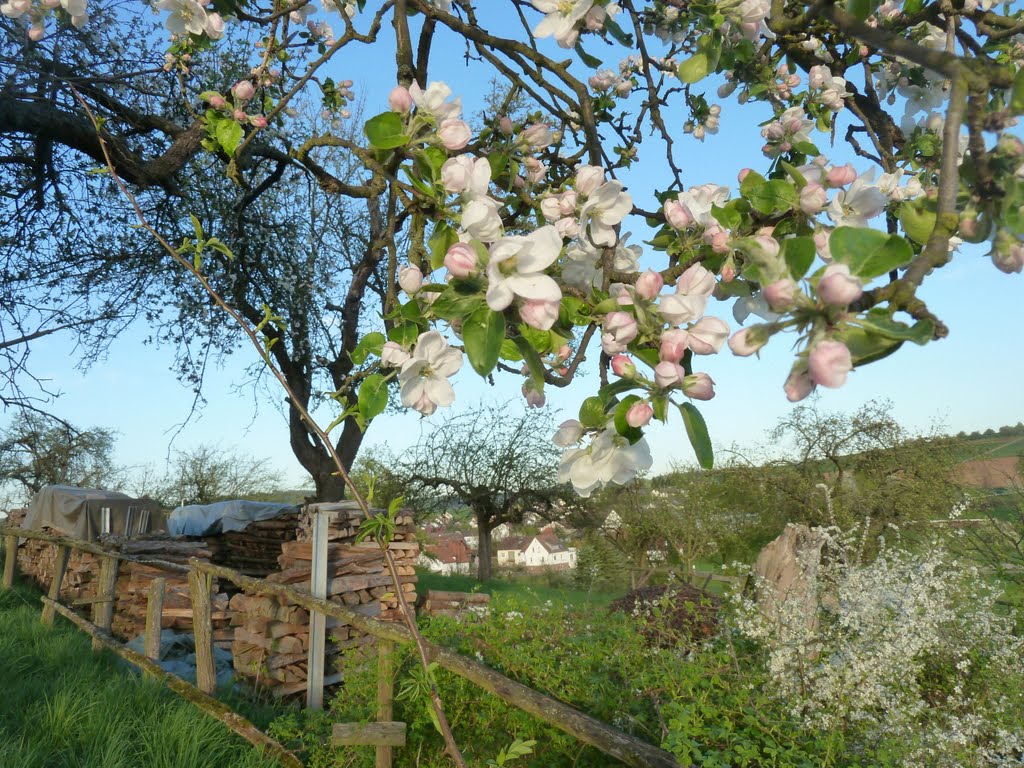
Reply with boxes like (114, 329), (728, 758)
(0, 523), (682, 768)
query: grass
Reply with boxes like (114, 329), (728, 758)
(0, 577), (284, 768)
(415, 569), (625, 608)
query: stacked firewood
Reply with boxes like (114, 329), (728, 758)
(15, 532), (103, 602)
(230, 502), (419, 697)
(213, 512), (300, 577)
(418, 589), (491, 619)
(111, 537), (230, 645)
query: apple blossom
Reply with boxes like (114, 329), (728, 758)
(231, 79), (256, 101)
(827, 172), (887, 227)
(398, 331), (463, 415)
(575, 165), (605, 196)
(579, 180), (632, 247)
(826, 164), (857, 187)
(498, 116), (514, 135)
(486, 225), (563, 311)
(438, 118), (471, 150)
(519, 298), (560, 330)
(654, 361), (684, 388)
(687, 316), (730, 354)
(663, 199), (692, 230)
(441, 155), (490, 198)
(156, 0), (208, 36)
(800, 183), (828, 215)
(991, 231), (1024, 274)
(676, 184), (729, 228)
(557, 428), (652, 497)
(381, 341), (410, 367)
(531, 0), (594, 48)
(817, 263), (863, 306)
(626, 400), (653, 427)
(552, 419), (584, 447)
(610, 354), (636, 377)
(784, 366), (816, 402)
(728, 326), (769, 356)
(762, 278), (797, 311)
(600, 311), (638, 354)
(682, 372), (715, 400)
(521, 379), (546, 407)
(409, 80), (461, 120)
(659, 329), (688, 362)
(388, 85), (412, 113)
(443, 242), (477, 278)
(398, 265), (423, 294)
(461, 198), (503, 241)
(676, 263), (717, 297)
(522, 122), (555, 149)
(808, 339), (853, 388)
(635, 269), (664, 300)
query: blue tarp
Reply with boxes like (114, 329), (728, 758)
(166, 500), (298, 537)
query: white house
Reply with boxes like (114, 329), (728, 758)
(517, 534), (577, 571)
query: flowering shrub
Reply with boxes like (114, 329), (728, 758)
(735, 526), (1024, 767)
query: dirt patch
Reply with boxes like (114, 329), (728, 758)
(609, 584), (720, 646)
(954, 457), (1022, 489)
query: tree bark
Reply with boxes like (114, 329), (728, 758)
(476, 514), (493, 582)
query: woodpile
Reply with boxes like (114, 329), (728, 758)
(230, 501), (420, 697)
(213, 513), (300, 577)
(418, 589), (491, 619)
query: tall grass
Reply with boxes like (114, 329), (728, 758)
(0, 580), (283, 768)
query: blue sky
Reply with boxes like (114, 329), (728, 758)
(7, 5), (1024, 489)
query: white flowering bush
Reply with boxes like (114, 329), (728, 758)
(735, 526), (1024, 767)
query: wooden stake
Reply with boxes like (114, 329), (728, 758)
(39, 596), (302, 768)
(92, 554), (120, 651)
(41, 545), (71, 625)
(3, 534), (17, 588)
(189, 568), (217, 694)
(376, 640), (396, 768)
(144, 576), (166, 678)
(305, 506), (328, 710)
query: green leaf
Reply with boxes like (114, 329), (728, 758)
(216, 118), (243, 156)
(603, 17), (633, 46)
(364, 112), (410, 150)
(849, 312), (934, 345)
(414, 147), (448, 183)
(897, 201), (936, 245)
(711, 203), (741, 231)
(428, 223), (458, 271)
(780, 236), (816, 280)
(574, 42), (602, 69)
(463, 306), (505, 376)
(499, 338), (522, 361)
(579, 396), (607, 429)
(518, 324), (553, 355)
(739, 170), (767, 197)
(357, 374), (389, 420)
(651, 396), (668, 423)
(834, 325), (903, 366)
(678, 52), (709, 84)
(746, 179), (797, 215)
(829, 227), (913, 280)
(349, 332), (386, 365)
(1011, 68), (1024, 115)
(678, 402), (713, 469)
(387, 323), (419, 347)
(597, 378), (639, 401)
(514, 337), (546, 390)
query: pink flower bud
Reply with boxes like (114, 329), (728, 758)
(659, 329), (689, 362)
(808, 339), (853, 388)
(682, 372), (715, 400)
(519, 298), (560, 331)
(231, 80), (256, 101)
(610, 354), (636, 378)
(738, 168), (753, 183)
(762, 278), (797, 311)
(553, 419), (584, 447)
(635, 269), (664, 300)
(522, 122), (553, 149)
(626, 400), (654, 428)
(250, 115), (268, 129)
(398, 264), (423, 294)
(233, 109), (248, 122)
(601, 311), (638, 355)
(381, 341), (410, 368)
(438, 118), (471, 151)
(676, 264), (716, 296)
(814, 229), (833, 261)
(719, 256), (737, 283)
(28, 25), (44, 41)
(584, 4), (606, 30)
(555, 344), (572, 363)
(728, 326), (769, 357)
(799, 182), (828, 215)
(703, 225), (731, 254)
(816, 263), (862, 306)
(663, 199), (692, 230)
(784, 367), (815, 402)
(522, 380), (546, 408)
(388, 86), (412, 113)
(443, 242), (477, 278)
(654, 361), (684, 388)
(499, 116), (514, 135)
(440, 155), (474, 194)
(992, 231), (1024, 274)
(826, 163), (857, 187)
(208, 95), (227, 110)
(523, 156), (547, 183)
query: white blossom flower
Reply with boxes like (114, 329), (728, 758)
(827, 172), (887, 228)
(579, 180), (632, 247)
(485, 225), (563, 311)
(408, 80), (461, 121)
(531, 0), (594, 48)
(398, 331), (462, 415)
(557, 428), (652, 496)
(675, 183), (729, 229)
(460, 197), (503, 242)
(154, 0), (208, 36)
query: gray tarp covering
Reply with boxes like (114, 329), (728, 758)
(23, 485), (165, 541)
(167, 500), (298, 537)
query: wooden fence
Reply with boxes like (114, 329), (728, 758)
(0, 523), (681, 768)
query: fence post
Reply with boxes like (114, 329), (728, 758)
(306, 505), (329, 710)
(189, 568), (217, 694)
(3, 534), (17, 589)
(144, 576), (166, 678)
(40, 545), (71, 625)
(376, 640), (395, 768)
(92, 553), (120, 651)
